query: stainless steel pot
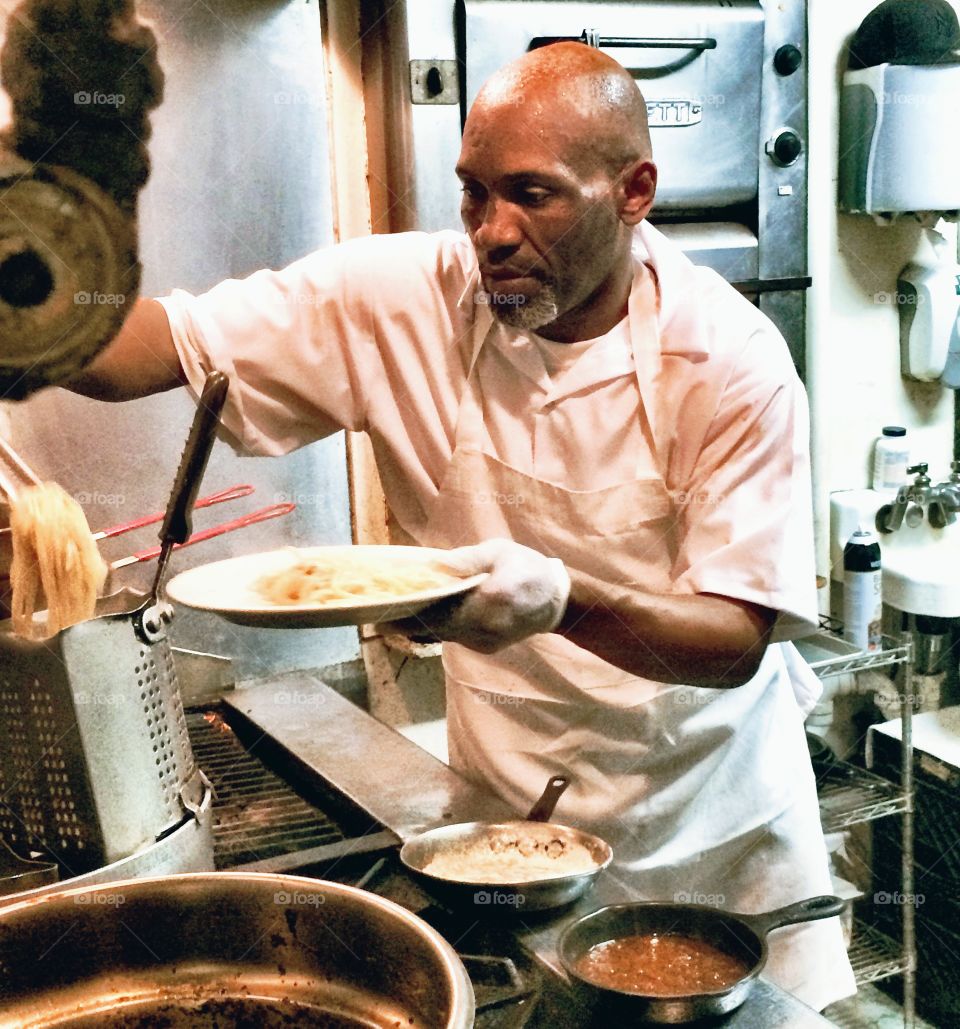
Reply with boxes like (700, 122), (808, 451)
(558, 894), (847, 1024)
(0, 872), (475, 1029)
(400, 776), (613, 913)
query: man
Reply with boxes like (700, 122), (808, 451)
(70, 43), (855, 1009)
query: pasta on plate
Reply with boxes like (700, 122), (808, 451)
(254, 552), (461, 607)
(9, 483), (107, 639)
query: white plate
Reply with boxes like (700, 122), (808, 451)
(164, 545), (487, 628)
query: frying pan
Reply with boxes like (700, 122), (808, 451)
(558, 894), (847, 1024)
(400, 775), (613, 913)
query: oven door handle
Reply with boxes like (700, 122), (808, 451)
(530, 31), (717, 52)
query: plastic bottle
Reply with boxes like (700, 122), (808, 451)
(872, 426), (909, 493)
(843, 526), (883, 652)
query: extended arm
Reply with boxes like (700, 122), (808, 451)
(65, 298), (187, 401)
(385, 538), (775, 689)
(558, 570), (775, 687)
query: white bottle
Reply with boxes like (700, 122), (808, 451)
(843, 526), (883, 652)
(872, 426), (909, 493)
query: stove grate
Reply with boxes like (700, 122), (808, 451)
(186, 711), (347, 868)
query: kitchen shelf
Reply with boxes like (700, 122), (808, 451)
(846, 919), (910, 986)
(799, 628), (911, 681)
(817, 763), (910, 833)
(802, 623), (915, 1022)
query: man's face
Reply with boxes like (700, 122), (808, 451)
(456, 102), (626, 332)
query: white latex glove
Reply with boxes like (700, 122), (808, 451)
(381, 538), (570, 654)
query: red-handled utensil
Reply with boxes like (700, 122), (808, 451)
(110, 503), (295, 570)
(92, 484), (255, 541)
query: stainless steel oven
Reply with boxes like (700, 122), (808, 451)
(388, 0), (809, 373)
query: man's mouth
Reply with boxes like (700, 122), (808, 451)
(481, 270), (542, 292)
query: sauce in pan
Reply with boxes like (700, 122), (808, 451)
(573, 932), (751, 996)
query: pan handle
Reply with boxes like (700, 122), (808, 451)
(735, 895), (847, 938)
(525, 775), (570, 822)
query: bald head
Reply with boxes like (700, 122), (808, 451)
(457, 43), (658, 341)
(471, 42), (652, 175)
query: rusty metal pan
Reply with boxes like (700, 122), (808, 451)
(558, 894), (847, 1024)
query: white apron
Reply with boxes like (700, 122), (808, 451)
(418, 268), (855, 1011)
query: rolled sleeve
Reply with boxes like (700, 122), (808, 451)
(158, 238), (386, 456)
(671, 331), (818, 642)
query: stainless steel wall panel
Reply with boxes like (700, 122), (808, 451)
(1, 0), (358, 678)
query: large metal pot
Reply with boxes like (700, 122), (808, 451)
(0, 872), (475, 1028)
(400, 775), (612, 914)
(558, 894), (846, 1025)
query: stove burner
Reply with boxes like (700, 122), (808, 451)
(348, 855), (543, 1029)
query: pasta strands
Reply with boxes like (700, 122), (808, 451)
(255, 554), (459, 606)
(9, 483), (107, 639)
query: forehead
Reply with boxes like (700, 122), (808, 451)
(457, 100), (586, 182)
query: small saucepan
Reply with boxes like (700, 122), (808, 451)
(558, 894), (847, 1024)
(400, 776), (613, 913)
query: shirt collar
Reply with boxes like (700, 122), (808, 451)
(457, 222), (712, 370)
(632, 221), (710, 358)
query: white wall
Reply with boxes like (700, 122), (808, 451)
(808, 0), (960, 595)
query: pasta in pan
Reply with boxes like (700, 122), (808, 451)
(254, 552), (461, 606)
(9, 483), (107, 639)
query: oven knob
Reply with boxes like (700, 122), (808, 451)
(774, 44), (803, 75)
(766, 130), (803, 167)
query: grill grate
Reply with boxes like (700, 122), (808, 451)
(186, 711), (347, 868)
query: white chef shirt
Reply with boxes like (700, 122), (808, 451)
(159, 221), (818, 639)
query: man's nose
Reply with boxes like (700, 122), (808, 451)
(472, 198), (522, 255)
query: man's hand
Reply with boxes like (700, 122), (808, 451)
(382, 538), (570, 653)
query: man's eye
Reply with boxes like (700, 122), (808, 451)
(516, 188), (551, 206)
(460, 184), (485, 202)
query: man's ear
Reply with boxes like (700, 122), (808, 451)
(620, 159), (657, 225)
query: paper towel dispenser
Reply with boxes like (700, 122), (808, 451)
(839, 64), (960, 217)
(838, 0), (960, 218)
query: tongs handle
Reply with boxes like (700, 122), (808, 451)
(150, 371), (229, 599)
(94, 484), (254, 541)
(117, 503), (295, 567)
(160, 373), (230, 546)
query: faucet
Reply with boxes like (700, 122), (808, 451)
(876, 463), (932, 533)
(928, 460), (960, 529)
